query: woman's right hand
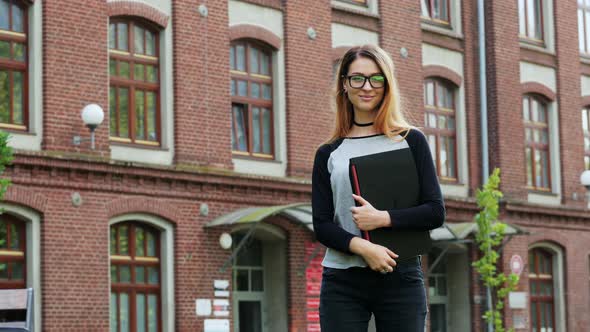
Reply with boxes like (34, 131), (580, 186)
(349, 237), (398, 272)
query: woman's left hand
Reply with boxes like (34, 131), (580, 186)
(351, 194), (391, 231)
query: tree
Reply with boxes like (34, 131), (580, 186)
(472, 168), (519, 332)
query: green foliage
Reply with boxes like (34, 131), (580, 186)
(472, 168), (520, 332)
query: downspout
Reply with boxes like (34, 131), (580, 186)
(477, 0), (493, 331)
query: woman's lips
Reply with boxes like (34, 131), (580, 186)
(360, 96), (374, 101)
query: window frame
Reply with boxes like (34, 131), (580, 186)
(583, 107), (590, 170)
(518, 0), (545, 46)
(420, 0), (451, 27)
(578, 1), (590, 56)
(423, 78), (459, 183)
(529, 248), (556, 332)
(523, 94), (552, 192)
(109, 18), (161, 147)
(230, 39), (275, 159)
(110, 222), (162, 332)
(0, 215), (26, 289)
(0, 0), (29, 131)
(337, 0), (369, 8)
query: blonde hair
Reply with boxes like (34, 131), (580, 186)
(329, 44), (413, 143)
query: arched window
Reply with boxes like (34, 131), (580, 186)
(0, 0), (28, 130)
(529, 248), (556, 332)
(423, 78), (457, 182)
(109, 19), (160, 146)
(110, 222), (161, 332)
(230, 40), (274, 158)
(523, 94), (551, 191)
(583, 107), (590, 170)
(0, 215), (25, 290)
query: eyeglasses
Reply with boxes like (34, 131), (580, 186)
(344, 74), (386, 89)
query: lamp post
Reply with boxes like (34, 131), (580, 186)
(73, 104), (104, 150)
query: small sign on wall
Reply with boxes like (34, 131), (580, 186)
(196, 299), (212, 316)
(508, 292), (527, 309)
(204, 319), (230, 332)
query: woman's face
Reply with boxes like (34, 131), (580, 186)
(343, 57), (386, 115)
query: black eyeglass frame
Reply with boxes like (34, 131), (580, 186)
(342, 74), (387, 89)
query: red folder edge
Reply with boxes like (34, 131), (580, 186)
(350, 164), (371, 241)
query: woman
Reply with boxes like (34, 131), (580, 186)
(312, 44), (445, 331)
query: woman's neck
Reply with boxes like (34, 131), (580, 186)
(349, 109), (379, 137)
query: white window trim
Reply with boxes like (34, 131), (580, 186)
(519, 0), (555, 54)
(331, 0), (379, 17)
(109, 2), (174, 166)
(420, 0), (463, 39)
(8, 1), (42, 151)
(529, 242), (567, 332)
(527, 100), (562, 206)
(109, 214), (175, 332)
(0, 203), (42, 331)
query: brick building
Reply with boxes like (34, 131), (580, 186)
(0, 0), (589, 331)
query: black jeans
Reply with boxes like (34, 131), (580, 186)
(319, 256), (427, 332)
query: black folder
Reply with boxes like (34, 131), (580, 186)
(349, 148), (432, 261)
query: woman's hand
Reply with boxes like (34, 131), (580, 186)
(351, 194), (391, 231)
(349, 237), (398, 272)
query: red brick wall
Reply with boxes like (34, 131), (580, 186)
(42, 0), (109, 155)
(172, 0), (233, 168)
(283, 0), (333, 177)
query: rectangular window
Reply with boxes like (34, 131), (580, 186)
(519, 0), (544, 44)
(421, 0), (451, 26)
(583, 108), (590, 170)
(579, 0), (590, 55)
(0, 0), (28, 131)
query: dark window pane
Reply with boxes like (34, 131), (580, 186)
(11, 4), (23, 32)
(252, 107), (260, 153)
(109, 59), (116, 76)
(0, 41), (9, 59)
(119, 265), (131, 283)
(251, 270), (263, 291)
(9, 222), (19, 250)
(118, 225), (129, 255)
(136, 266), (145, 283)
(118, 88), (129, 138)
(0, 263), (6, 279)
(0, 222), (6, 249)
(109, 87), (117, 136)
(0, 1), (9, 31)
(146, 231), (156, 257)
(230, 46), (235, 70)
(251, 83), (260, 98)
(111, 265), (117, 282)
(109, 23), (116, 49)
(236, 269), (249, 291)
(117, 23), (128, 51)
(135, 227), (145, 256)
(230, 80), (236, 96)
(146, 92), (157, 141)
(136, 294), (146, 332)
(147, 295), (157, 332)
(262, 108), (271, 154)
(232, 105), (248, 151)
(134, 63), (145, 81)
(0, 70), (9, 123)
(260, 53), (270, 76)
(13, 71), (23, 125)
(526, 147), (533, 186)
(262, 84), (271, 100)
(135, 90), (145, 140)
(146, 30), (155, 56)
(250, 47), (259, 74)
(146, 65), (157, 83)
(236, 45), (245, 71)
(110, 293), (118, 332)
(119, 61), (130, 79)
(237, 81), (247, 97)
(120, 293), (130, 332)
(134, 25), (144, 54)
(148, 266), (159, 284)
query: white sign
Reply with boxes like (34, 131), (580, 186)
(196, 299), (212, 316)
(213, 299), (230, 317)
(214, 291), (230, 298)
(509, 292), (527, 309)
(204, 319), (230, 332)
(510, 255), (524, 276)
(214, 280), (229, 290)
